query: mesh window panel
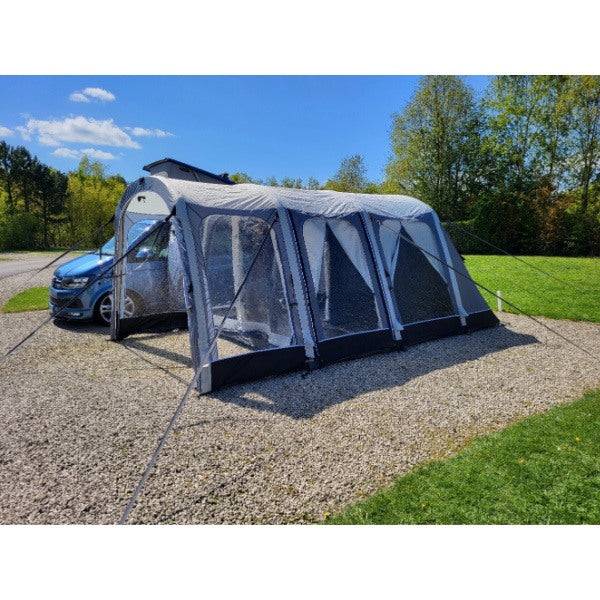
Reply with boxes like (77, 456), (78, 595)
(201, 214), (295, 360)
(378, 219), (456, 324)
(303, 219), (383, 339)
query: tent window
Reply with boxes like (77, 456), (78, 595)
(200, 214), (295, 357)
(302, 218), (383, 339)
(377, 219), (456, 324)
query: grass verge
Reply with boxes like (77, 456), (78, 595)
(465, 255), (600, 322)
(327, 389), (600, 524)
(2, 287), (48, 313)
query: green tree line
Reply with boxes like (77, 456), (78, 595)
(0, 142), (125, 251)
(1, 75), (599, 255)
(384, 75), (600, 255)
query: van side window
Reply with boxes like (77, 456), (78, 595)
(128, 225), (170, 263)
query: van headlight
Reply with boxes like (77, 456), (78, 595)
(61, 276), (90, 289)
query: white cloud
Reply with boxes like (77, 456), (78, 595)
(52, 147), (117, 160)
(127, 127), (174, 138)
(52, 147), (81, 159)
(81, 148), (116, 160)
(20, 116), (140, 148)
(69, 92), (90, 103)
(0, 125), (13, 137)
(16, 126), (31, 140)
(82, 87), (115, 102)
(69, 87), (116, 103)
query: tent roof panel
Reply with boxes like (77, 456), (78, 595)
(123, 176), (435, 220)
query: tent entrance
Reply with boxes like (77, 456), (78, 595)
(181, 206), (307, 391)
(113, 216), (189, 340)
(292, 213), (395, 363)
(372, 216), (464, 344)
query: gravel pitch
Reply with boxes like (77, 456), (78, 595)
(1, 259), (599, 524)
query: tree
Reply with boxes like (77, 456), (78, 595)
(65, 157), (126, 249)
(385, 76), (482, 220)
(483, 76), (543, 182)
(473, 76), (551, 253)
(567, 76), (600, 212)
(33, 163), (68, 248)
(534, 75), (572, 187)
(229, 172), (254, 184)
(307, 176), (320, 190)
(324, 154), (368, 192)
(0, 141), (16, 213)
(280, 177), (302, 188)
(10, 145), (36, 213)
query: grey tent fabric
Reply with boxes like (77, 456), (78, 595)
(111, 173), (498, 393)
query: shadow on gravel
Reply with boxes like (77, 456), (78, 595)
(207, 324), (539, 420)
(52, 320), (193, 384)
(52, 319), (107, 335)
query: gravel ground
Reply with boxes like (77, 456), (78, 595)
(1, 257), (599, 524)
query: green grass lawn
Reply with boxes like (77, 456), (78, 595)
(1, 286), (48, 313)
(328, 254), (600, 525)
(465, 255), (600, 323)
(328, 389), (600, 524)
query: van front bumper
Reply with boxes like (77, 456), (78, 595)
(49, 288), (93, 320)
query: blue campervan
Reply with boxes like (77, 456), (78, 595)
(49, 158), (234, 325)
(49, 219), (163, 325)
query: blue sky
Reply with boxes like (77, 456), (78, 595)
(0, 76), (489, 185)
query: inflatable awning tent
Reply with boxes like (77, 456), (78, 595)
(111, 159), (498, 393)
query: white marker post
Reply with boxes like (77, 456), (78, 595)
(497, 290), (503, 312)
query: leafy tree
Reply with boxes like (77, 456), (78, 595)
(11, 145), (37, 213)
(534, 75), (572, 187)
(280, 177), (302, 188)
(482, 76), (543, 182)
(474, 75), (600, 253)
(566, 76), (600, 212)
(385, 76), (482, 220)
(324, 154), (369, 192)
(33, 163), (68, 248)
(65, 157), (126, 249)
(229, 172), (254, 184)
(307, 176), (320, 190)
(0, 140), (16, 212)
(473, 76), (549, 252)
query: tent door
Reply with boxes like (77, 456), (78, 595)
(180, 204), (307, 391)
(369, 215), (464, 345)
(290, 212), (395, 364)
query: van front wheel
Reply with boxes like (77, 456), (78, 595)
(94, 292), (137, 326)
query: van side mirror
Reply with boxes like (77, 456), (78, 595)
(135, 247), (156, 261)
